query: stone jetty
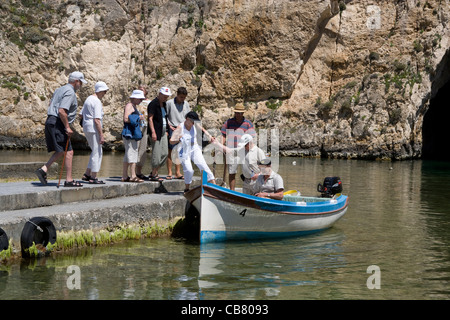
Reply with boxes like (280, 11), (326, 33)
(0, 162), (200, 255)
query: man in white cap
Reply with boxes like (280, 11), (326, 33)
(80, 81), (109, 184)
(147, 86), (172, 181)
(238, 134), (266, 195)
(35, 71), (88, 187)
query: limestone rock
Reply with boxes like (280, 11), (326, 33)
(0, 0), (449, 160)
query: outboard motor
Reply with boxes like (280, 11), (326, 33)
(317, 177), (343, 198)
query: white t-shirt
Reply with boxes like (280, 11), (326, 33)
(81, 95), (104, 133)
(166, 98), (191, 127)
(253, 171), (284, 194)
(171, 122), (198, 160)
(242, 146), (266, 179)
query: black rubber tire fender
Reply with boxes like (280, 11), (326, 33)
(0, 227), (9, 252)
(20, 217), (57, 257)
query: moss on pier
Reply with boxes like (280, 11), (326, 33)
(1, 219), (180, 262)
(51, 220), (177, 253)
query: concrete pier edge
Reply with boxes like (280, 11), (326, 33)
(0, 162), (203, 258)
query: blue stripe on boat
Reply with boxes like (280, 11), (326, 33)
(201, 228), (328, 243)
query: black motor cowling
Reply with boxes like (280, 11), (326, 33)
(317, 177), (343, 197)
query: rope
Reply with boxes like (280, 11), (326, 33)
(27, 219), (43, 233)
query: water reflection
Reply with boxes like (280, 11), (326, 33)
(1, 152), (450, 299)
(197, 231), (346, 299)
(418, 161), (450, 299)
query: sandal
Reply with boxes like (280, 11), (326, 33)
(166, 175), (172, 180)
(175, 175), (184, 180)
(136, 173), (148, 180)
(35, 168), (47, 185)
(121, 177), (130, 182)
(130, 177), (144, 183)
(89, 178), (105, 184)
(64, 180), (83, 187)
(149, 175), (163, 182)
(82, 173), (92, 181)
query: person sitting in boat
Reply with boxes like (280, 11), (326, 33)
(253, 158), (284, 200)
(169, 111), (216, 192)
(238, 134), (266, 195)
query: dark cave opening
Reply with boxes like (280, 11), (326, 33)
(422, 79), (450, 161)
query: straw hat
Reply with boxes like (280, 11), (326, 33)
(234, 103), (245, 112)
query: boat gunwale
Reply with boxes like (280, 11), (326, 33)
(184, 179), (349, 216)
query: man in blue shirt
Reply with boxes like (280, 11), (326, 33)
(35, 71), (87, 187)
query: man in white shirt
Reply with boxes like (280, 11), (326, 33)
(166, 87), (190, 180)
(81, 81), (109, 184)
(238, 134), (266, 195)
(253, 159), (284, 200)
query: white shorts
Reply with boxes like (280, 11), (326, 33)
(123, 138), (139, 163)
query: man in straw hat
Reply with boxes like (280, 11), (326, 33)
(220, 103), (256, 190)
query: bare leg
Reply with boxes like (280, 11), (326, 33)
(175, 163), (182, 178)
(229, 173), (236, 190)
(167, 152), (173, 177)
(130, 163), (137, 179)
(41, 151), (64, 173)
(122, 162), (129, 180)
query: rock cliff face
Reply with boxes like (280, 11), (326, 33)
(1, 0), (449, 160)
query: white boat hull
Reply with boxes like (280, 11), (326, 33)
(184, 172), (349, 243)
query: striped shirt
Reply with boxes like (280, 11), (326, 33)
(221, 117), (256, 148)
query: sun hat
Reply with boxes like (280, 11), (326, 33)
(257, 158), (271, 166)
(234, 103), (245, 112)
(69, 71), (88, 84)
(130, 89), (145, 99)
(94, 81), (109, 93)
(159, 87), (172, 96)
(238, 134), (253, 148)
(185, 111), (200, 121)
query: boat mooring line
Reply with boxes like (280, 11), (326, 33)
(26, 219), (43, 233)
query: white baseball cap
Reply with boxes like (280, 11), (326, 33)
(159, 87), (172, 96)
(95, 81), (109, 92)
(69, 71), (88, 84)
(130, 89), (145, 99)
(238, 134), (253, 148)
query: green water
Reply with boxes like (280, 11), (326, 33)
(1, 152), (450, 300)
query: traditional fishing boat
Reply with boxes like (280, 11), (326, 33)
(183, 171), (349, 243)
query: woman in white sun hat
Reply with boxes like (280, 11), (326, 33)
(121, 89), (146, 182)
(80, 81), (109, 184)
